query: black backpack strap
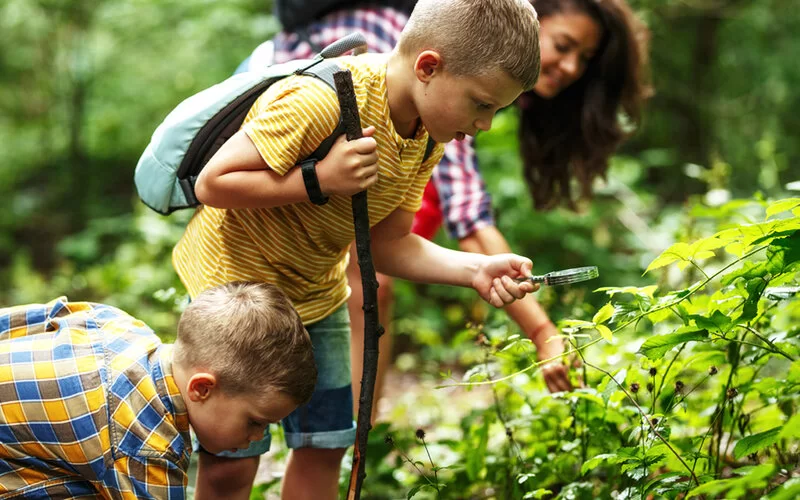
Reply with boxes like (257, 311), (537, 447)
(300, 60), (439, 164)
(291, 33), (368, 160)
(294, 59), (347, 160)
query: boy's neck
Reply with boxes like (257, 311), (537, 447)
(386, 50), (421, 139)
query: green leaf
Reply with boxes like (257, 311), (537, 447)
(581, 453), (621, 475)
(600, 369), (627, 404)
(593, 302), (615, 324)
(596, 325), (613, 342)
(639, 328), (708, 360)
(688, 236), (727, 259)
(647, 307), (672, 323)
(766, 198), (800, 218)
(767, 478), (800, 500)
(769, 234), (800, 269)
(596, 285), (658, 299)
(644, 472), (686, 495)
(693, 250), (715, 260)
(523, 489), (554, 499)
(688, 465), (776, 498)
(407, 484), (437, 499)
(789, 361), (800, 384)
(733, 426), (782, 459)
(692, 310), (733, 334)
(780, 415), (800, 439)
(645, 242), (691, 274)
(741, 277), (768, 322)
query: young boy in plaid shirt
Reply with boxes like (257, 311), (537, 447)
(0, 282), (315, 499)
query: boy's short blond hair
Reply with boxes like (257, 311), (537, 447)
(174, 282), (316, 405)
(398, 0), (541, 90)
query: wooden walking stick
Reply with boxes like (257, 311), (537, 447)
(334, 69), (382, 500)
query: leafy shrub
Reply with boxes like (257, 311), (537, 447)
(361, 197), (799, 499)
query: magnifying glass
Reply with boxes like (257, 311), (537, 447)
(515, 266), (599, 286)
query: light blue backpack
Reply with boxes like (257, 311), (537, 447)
(134, 33), (368, 215)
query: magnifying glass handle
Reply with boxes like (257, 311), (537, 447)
(515, 275), (547, 284)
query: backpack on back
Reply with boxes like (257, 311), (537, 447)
(134, 34), (368, 215)
(135, 32), (436, 215)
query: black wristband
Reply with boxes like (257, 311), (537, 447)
(300, 158), (329, 206)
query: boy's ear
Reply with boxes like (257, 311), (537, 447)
(186, 372), (218, 402)
(414, 50), (443, 83)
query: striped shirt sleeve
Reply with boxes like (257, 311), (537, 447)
(241, 76), (341, 175)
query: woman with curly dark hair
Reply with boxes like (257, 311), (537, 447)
(518, 0), (652, 210)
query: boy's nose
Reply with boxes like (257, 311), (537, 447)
(475, 116), (493, 132)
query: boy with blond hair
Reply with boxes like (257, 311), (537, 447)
(173, 0), (542, 498)
(0, 282), (315, 499)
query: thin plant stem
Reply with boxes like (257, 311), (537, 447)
(418, 436), (440, 494)
(691, 400), (726, 476)
(667, 374), (711, 414)
(715, 341), (740, 475)
(688, 259), (710, 280)
(737, 324), (794, 361)
(655, 345), (687, 410)
(390, 438), (439, 490)
(571, 340), (700, 486)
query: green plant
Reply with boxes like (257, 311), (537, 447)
(374, 197), (799, 499)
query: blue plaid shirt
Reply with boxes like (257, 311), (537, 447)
(0, 298), (190, 499)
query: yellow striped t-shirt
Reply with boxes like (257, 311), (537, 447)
(172, 53), (444, 324)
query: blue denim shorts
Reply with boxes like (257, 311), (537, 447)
(194, 304), (356, 457)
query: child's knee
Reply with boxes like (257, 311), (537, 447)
(292, 447), (347, 469)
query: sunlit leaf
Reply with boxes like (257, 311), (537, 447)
(779, 415), (800, 439)
(593, 302), (615, 324)
(595, 285), (658, 299)
(523, 489), (554, 499)
(645, 242), (690, 274)
(689, 236), (727, 256)
(596, 324), (613, 342)
(724, 241), (746, 257)
(693, 250), (715, 260)
(766, 198), (800, 218)
(647, 307), (672, 323)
